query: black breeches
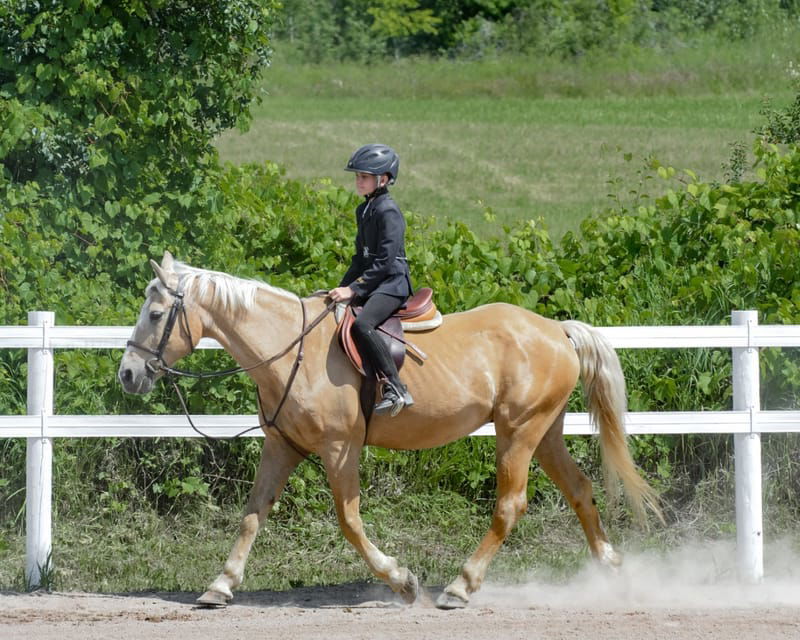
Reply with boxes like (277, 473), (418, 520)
(351, 293), (405, 381)
(352, 293), (405, 333)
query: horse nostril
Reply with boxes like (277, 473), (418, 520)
(121, 368), (133, 384)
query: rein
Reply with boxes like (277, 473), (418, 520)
(127, 286), (335, 448)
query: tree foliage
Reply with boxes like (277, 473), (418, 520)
(368, 0), (441, 56)
(0, 0), (278, 315)
(758, 86), (800, 145)
(273, 0), (796, 61)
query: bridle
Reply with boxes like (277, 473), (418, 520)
(126, 283), (335, 446)
(127, 285), (197, 377)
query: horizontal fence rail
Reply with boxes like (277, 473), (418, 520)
(3, 411), (800, 438)
(4, 322), (800, 350)
(2, 310), (799, 589)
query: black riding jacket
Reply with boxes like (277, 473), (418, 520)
(339, 189), (412, 300)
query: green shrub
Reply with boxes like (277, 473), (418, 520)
(758, 87), (800, 144)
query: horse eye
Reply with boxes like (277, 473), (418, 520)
(149, 310), (164, 322)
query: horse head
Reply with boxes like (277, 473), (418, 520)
(118, 251), (200, 394)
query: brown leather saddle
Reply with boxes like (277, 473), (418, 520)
(337, 287), (437, 376)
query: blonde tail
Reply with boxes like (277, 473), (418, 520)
(561, 320), (663, 525)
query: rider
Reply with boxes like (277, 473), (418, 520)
(328, 143), (414, 417)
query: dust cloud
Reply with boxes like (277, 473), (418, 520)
(475, 538), (800, 610)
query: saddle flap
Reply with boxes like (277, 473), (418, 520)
(338, 306), (364, 375)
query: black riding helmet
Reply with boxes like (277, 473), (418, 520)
(345, 143), (400, 185)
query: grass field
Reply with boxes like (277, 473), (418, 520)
(2, 465), (797, 593)
(216, 31), (797, 238)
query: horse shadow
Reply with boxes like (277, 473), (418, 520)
(146, 581), (445, 610)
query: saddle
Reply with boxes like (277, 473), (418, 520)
(336, 287), (442, 376)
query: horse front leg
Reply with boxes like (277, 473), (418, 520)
(197, 433), (305, 606)
(321, 441), (420, 604)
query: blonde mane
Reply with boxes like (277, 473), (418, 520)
(170, 262), (296, 313)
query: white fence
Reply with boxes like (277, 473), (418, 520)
(2, 310), (800, 590)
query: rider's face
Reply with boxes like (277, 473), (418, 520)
(355, 172), (386, 196)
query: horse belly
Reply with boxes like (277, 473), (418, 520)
(366, 339), (498, 450)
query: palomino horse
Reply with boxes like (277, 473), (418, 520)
(118, 251), (661, 609)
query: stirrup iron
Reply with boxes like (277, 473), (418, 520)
(374, 381), (413, 417)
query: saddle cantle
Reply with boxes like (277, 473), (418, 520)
(397, 288), (443, 331)
(336, 287), (441, 376)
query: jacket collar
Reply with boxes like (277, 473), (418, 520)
(364, 186), (389, 202)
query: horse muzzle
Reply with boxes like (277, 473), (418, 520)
(118, 352), (159, 395)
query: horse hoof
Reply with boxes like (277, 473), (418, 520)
(196, 590), (230, 608)
(435, 590), (468, 610)
(597, 542), (623, 571)
(398, 571), (419, 604)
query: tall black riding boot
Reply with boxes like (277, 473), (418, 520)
(352, 327), (414, 417)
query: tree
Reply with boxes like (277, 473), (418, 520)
(0, 0), (278, 321)
(367, 0), (442, 57)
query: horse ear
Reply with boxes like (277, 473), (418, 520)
(150, 251), (179, 288)
(150, 259), (170, 287)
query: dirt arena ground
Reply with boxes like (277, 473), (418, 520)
(2, 579), (799, 640)
(3, 542), (800, 639)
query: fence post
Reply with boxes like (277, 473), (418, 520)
(732, 310), (763, 583)
(26, 311), (54, 589)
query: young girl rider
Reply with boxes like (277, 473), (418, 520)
(328, 143), (414, 417)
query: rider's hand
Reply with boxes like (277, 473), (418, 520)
(328, 286), (355, 303)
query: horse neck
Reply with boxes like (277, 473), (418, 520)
(195, 285), (305, 373)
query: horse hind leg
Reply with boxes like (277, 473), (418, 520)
(533, 411), (621, 569)
(437, 431), (538, 610)
(197, 433), (305, 607)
